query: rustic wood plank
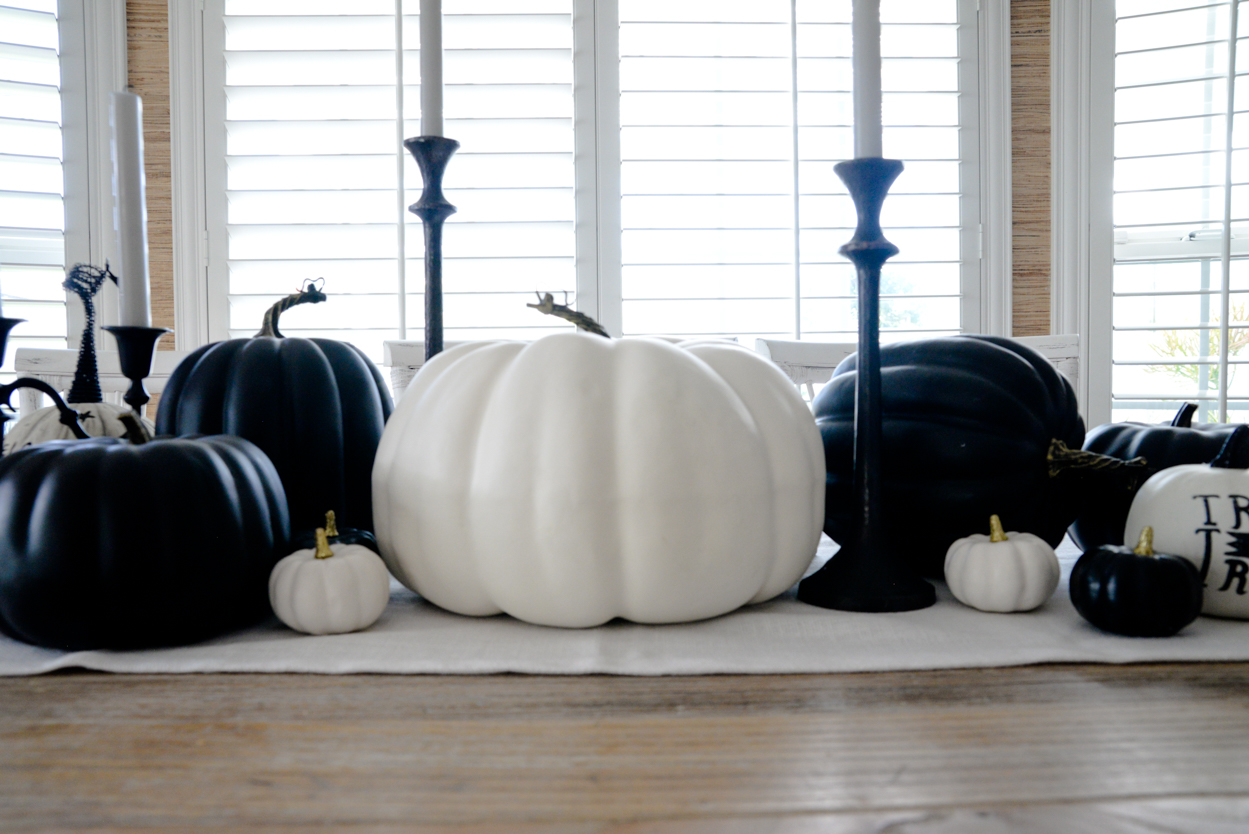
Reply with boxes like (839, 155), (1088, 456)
(3, 665), (1248, 829)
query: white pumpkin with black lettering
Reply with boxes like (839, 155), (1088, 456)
(1124, 425), (1249, 619)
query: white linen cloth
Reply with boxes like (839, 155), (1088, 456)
(3, 538), (1247, 676)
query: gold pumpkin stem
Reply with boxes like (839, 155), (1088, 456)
(988, 514), (1008, 543)
(324, 510), (339, 539)
(1133, 526), (1155, 557)
(314, 528), (334, 560)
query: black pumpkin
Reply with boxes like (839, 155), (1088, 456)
(813, 335), (1087, 577)
(290, 510), (379, 554)
(1070, 403), (1249, 551)
(1069, 528), (1203, 637)
(155, 284), (393, 539)
(0, 435), (289, 650)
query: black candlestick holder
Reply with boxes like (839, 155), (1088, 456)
(103, 325), (169, 415)
(0, 316), (23, 365)
(797, 158), (936, 613)
(404, 135), (459, 362)
(0, 316), (91, 441)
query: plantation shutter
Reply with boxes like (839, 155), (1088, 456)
(210, 0), (975, 357)
(618, 0), (967, 341)
(212, 0), (575, 360)
(0, 0), (67, 375)
(1111, 0), (1249, 423)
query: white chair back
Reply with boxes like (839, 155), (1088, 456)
(13, 348), (189, 419)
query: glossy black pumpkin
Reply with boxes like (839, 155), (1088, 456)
(1069, 534), (1203, 637)
(813, 335), (1085, 578)
(0, 435), (289, 650)
(1070, 403), (1249, 551)
(155, 287), (393, 538)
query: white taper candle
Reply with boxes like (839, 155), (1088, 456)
(420, 0), (444, 136)
(110, 92), (151, 327)
(852, 0), (884, 159)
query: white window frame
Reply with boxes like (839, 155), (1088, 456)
(21, 0), (128, 354)
(170, 0), (1015, 348)
(1054, 1), (1247, 426)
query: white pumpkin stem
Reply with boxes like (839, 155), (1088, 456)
(117, 412), (151, 445)
(324, 510), (339, 539)
(526, 291), (611, 338)
(1133, 526), (1155, 558)
(988, 514), (1008, 543)
(314, 527), (333, 559)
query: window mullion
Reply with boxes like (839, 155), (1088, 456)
(573, 0), (621, 336)
(1218, 0), (1239, 421)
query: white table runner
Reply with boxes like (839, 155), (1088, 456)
(3, 538), (1247, 676)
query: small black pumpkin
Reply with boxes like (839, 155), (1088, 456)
(1069, 526), (1203, 637)
(155, 282), (393, 540)
(1070, 403), (1249, 551)
(814, 335), (1096, 578)
(0, 434), (290, 650)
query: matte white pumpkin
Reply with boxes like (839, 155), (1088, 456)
(269, 530), (391, 635)
(372, 334), (825, 627)
(944, 515), (1060, 612)
(2, 402), (153, 454)
(1124, 452), (1249, 619)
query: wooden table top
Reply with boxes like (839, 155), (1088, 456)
(3, 663), (1247, 831)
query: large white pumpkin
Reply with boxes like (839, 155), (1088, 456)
(372, 334), (825, 627)
(1125, 458), (1249, 619)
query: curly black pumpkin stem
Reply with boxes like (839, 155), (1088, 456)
(527, 291), (610, 338)
(1047, 439), (1149, 481)
(63, 263), (116, 404)
(1134, 526), (1155, 557)
(255, 279), (327, 338)
(314, 527), (334, 559)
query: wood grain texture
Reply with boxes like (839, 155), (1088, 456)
(3, 664), (1248, 829)
(125, 0), (174, 343)
(1011, 0), (1051, 337)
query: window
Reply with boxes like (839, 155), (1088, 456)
(192, 0), (994, 362)
(1105, 0), (1249, 424)
(0, 0), (68, 375)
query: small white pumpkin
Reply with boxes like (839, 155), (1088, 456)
(3, 402), (153, 454)
(269, 526), (391, 635)
(944, 515), (1061, 612)
(1124, 434), (1249, 619)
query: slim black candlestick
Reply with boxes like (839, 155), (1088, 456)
(404, 135), (459, 363)
(0, 317), (24, 369)
(103, 325), (169, 415)
(797, 158), (936, 613)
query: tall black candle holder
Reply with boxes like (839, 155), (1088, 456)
(103, 325), (169, 415)
(0, 316), (24, 367)
(797, 158), (936, 613)
(404, 135), (459, 362)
